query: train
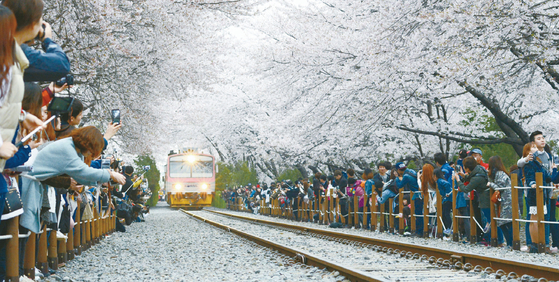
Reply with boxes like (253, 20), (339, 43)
(163, 151), (216, 209)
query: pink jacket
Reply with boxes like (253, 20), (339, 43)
(346, 180), (365, 207)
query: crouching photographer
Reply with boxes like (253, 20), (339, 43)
(112, 165), (150, 227)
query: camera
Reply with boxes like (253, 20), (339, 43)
(143, 165), (151, 171)
(56, 74), (74, 87)
(35, 23), (46, 41)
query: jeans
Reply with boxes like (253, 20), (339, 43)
(525, 197), (532, 246)
(500, 222), (513, 247)
(378, 189), (397, 205)
(457, 206), (471, 240)
(441, 201), (452, 230)
(415, 198), (424, 236)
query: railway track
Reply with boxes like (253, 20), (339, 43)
(181, 209), (511, 282)
(202, 209), (559, 282)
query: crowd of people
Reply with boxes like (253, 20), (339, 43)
(0, 0), (151, 280)
(224, 133), (559, 254)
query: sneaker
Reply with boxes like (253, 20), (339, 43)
(403, 231), (411, 236)
(547, 246), (558, 254)
(443, 229), (453, 237)
(477, 240), (489, 247)
(18, 275), (33, 282)
(520, 245), (529, 252)
(34, 268), (44, 279)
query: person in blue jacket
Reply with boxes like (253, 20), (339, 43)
(394, 162), (422, 236)
(433, 168), (453, 233)
(434, 152), (454, 183)
(21, 22), (70, 82)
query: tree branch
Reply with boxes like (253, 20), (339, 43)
(397, 126), (523, 145)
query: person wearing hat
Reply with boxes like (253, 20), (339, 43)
(394, 162), (422, 236)
(470, 148), (489, 170)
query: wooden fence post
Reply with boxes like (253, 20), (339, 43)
(511, 173), (520, 250)
(379, 202), (385, 232)
(536, 173), (545, 253)
(329, 189), (334, 223)
(58, 232), (67, 264)
(371, 192), (377, 231)
(436, 185), (443, 239)
(363, 194), (368, 229)
(48, 228), (58, 270)
(75, 202), (82, 255)
(5, 217), (19, 281)
(353, 194), (359, 228)
(398, 189), (404, 235)
(67, 223), (74, 260)
(388, 197), (394, 233)
(24, 232), (37, 279)
(410, 194), (416, 234)
(37, 225), (48, 275)
(452, 182), (459, 242)
(490, 187), (498, 247)
(423, 192), (429, 238)
(85, 218), (91, 249)
(91, 210), (97, 245)
(469, 192), (477, 244)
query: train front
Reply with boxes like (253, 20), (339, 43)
(165, 153), (215, 209)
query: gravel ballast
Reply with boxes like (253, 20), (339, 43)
(207, 207), (559, 269)
(45, 203), (342, 282)
(193, 210), (496, 281)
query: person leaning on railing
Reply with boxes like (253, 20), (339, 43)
(19, 126), (126, 236)
(452, 156), (489, 243)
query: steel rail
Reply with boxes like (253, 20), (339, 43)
(206, 209), (559, 281)
(180, 209), (387, 282)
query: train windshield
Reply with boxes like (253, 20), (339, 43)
(169, 155), (214, 178)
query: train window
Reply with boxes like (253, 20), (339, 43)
(169, 155), (214, 178)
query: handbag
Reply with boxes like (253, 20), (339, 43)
(82, 202), (94, 221)
(490, 190), (501, 204)
(58, 205), (71, 234)
(2, 175), (23, 220)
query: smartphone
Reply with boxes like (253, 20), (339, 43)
(47, 96), (74, 114)
(100, 159), (111, 169)
(111, 109), (120, 125)
(11, 165), (33, 172)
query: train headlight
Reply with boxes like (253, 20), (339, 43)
(186, 155), (196, 164)
(174, 183), (182, 190)
(201, 183), (208, 190)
